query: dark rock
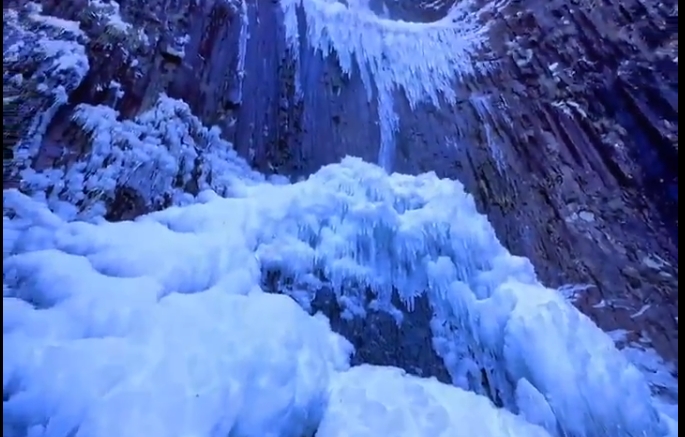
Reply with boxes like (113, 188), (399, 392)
(261, 267), (452, 383)
(310, 286), (452, 383)
(104, 185), (150, 221)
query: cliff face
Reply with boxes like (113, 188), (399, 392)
(3, 0), (677, 396)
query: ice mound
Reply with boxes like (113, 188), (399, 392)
(3, 155), (675, 437)
(3, 193), (353, 436)
(317, 364), (553, 437)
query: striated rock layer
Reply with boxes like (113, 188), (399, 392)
(3, 0), (678, 398)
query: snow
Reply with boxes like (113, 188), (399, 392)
(27, 4), (85, 37)
(85, 0), (132, 34)
(280, 0), (498, 170)
(4, 6), (89, 80)
(38, 39), (90, 75)
(3, 150), (676, 436)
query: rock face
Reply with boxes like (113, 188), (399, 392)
(3, 0), (678, 397)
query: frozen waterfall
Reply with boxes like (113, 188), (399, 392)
(2, 155), (677, 437)
(2, 1), (678, 437)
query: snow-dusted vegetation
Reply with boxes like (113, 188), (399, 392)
(3, 0), (149, 186)
(3, 4), (90, 174)
(19, 96), (262, 219)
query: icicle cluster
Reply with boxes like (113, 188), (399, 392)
(279, 0), (499, 170)
(248, 157), (671, 437)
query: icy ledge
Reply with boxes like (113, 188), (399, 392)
(3, 155), (676, 437)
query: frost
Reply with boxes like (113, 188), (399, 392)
(38, 40), (90, 75)
(78, 0), (149, 53)
(3, 5), (89, 175)
(85, 0), (132, 35)
(551, 99), (588, 119)
(26, 3), (85, 38)
(19, 95), (262, 219)
(471, 94), (508, 174)
(235, 0), (249, 102)
(108, 80), (125, 104)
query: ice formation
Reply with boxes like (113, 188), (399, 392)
(279, 0), (497, 170)
(4, 143), (676, 436)
(318, 365), (552, 437)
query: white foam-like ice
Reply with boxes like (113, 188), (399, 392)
(3, 154), (675, 437)
(3, 238), (352, 437)
(317, 364), (553, 437)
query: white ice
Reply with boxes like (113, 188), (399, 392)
(3, 154), (676, 437)
(317, 365), (551, 437)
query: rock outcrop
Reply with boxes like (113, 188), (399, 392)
(3, 0), (677, 398)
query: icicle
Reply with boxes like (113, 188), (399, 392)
(235, 0), (249, 103)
